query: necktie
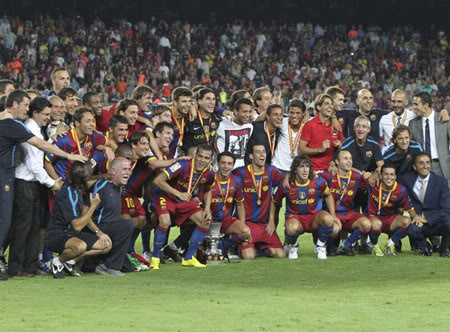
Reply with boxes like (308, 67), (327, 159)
(419, 179), (427, 203)
(397, 116), (401, 126)
(425, 118), (431, 157)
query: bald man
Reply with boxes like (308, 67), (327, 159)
(379, 89), (418, 152)
(337, 89), (390, 143)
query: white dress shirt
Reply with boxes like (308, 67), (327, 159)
(379, 109), (416, 152)
(15, 118), (55, 188)
(422, 110), (438, 159)
(413, 173), (430, 200)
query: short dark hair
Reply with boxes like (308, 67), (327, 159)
(116, 98), (139, 115)
(28, 96), (52, 118)
(131, 85), (153, 101)
(334, 149), (352, 162)
(233, 97), (253, 111)
(58, 87), (77, 101)
(172, 87), (193, 102)
(217, 151), (236, 164)
(153, 121), (175, 135)
(192, 85), (207, 95)
(151, 104), (170, 117)
(289, 99), (306, 111)
(115, 143), (133, 158)
(73, 107), (94, 124)
(197, 143), (214, 156)
(82, 91), (99, 106)
(66, 161), (92, 191)
(413, 152), (431, 165)
(0, 79), (14, 94)
(250, 142), (266, 154)
(0, 95), (7, 112)
(25, 89), (40, 97)
(196, 88), (215, 101)
(108, 115), (128, 129)
(381, 163), (397, 175)
(5, 90), (30, 108)
(414, 91), (432, 108)
(129, 131), (150, 145)
(266, 104), (283, 116)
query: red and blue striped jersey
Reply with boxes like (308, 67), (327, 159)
(157, 159), (215, 202)
(46, 129), (106, 180)
(125, 155), (158, 198)
(211, 175), (244, 220)
(273, 177), (330, 216)
(233, 164), (283, 224)
(319, 171), (367, 215)
(368, 181), (413, 216)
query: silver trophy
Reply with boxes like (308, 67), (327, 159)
(205, 222), (225, 265)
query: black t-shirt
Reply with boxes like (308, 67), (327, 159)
(337, 108), (389, 142)
(0, 118), (34, 175)
(339, 136), (383, 172)
(182, 113), (221, 153)
(47, 184), (83, 233)
(85, 179), (122, 224)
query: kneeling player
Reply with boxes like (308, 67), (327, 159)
(320, 150), (372, 256)
(211, 152), (251, 244)
(233, 144), (285, 259)
(151, 144), (215, 269)
(270, 154), (340, 259)
(368, 164), (427, 256)
(45, 162), (112, 278)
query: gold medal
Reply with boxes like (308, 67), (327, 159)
(290, 152), (295, 158)
(288, 121), (303, 158)
(257, 199), (261, 205)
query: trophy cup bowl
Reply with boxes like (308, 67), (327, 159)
(205, 222), (225, 265)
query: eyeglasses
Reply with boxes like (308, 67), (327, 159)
(354, 124), (370, 129)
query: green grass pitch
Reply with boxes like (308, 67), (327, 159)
(1, 225), (450, 331)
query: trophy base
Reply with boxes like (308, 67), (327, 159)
(206, 255), (225, 265)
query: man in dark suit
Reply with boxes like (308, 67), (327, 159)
(398, 153), (450, 256)
(409, 92), (450, 188)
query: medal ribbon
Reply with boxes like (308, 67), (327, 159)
(197, 111), (210, 143)
(264, 122), (276, 158)
(72, 128), (90, 157)
(336, 171), (352, 203)
(215, 174), (230, 210)
(172, 113), (185, 146)
(249, 165), (264, 203)
(288, 121), (304, 157)
(187, 159), (208, 194)
(392, 111), (407, 127)
(377, 182), (395, 215)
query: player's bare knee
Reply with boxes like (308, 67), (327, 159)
(159, 215), (171, 228)
(322, 214), (334, 228)
(241, 225), (251, 238)
(274, 249), (285, 258)
(402, 217), (410, 228)
(360, 219), (372, 233)
(241, 249), (255, 260)
(286, 221), (299, 235)
(74, 241), (87, 256)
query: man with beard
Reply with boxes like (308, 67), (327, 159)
(151, 144), (215, 269)
(234, 144), (284, 260)
(168, 87), (193, 158)
(58, 87), (78, 126)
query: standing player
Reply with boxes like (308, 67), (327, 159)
(151, 144), (215, 268)
(320, 150), (372, 256)
(367, 164), (428, 256)
(233, 144), (285, 259)
(211, 152), (250, 241)
(169, 87), (193, 158)
(271, 154), (339, 260)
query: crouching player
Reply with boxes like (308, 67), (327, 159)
(151, 144), (215, 269)
(211, 152), (251, 246)
(233, 144), (285, 259)
(367, 164), (428, 256)
(320, 150), (372, 256)
(270, 154), (340, 260)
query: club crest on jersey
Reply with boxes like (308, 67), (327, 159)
(350, 180), (356, 186)
(308, 189), (315, 195)
(84, 142), (93, 151)
(366, 151), (373, 158)
(370, 114), (376, 121)
(406, 154), (412, 161)
(299, 192), (306, 199)
(169, 163), (181, 172)
(391, 195), (397, 201)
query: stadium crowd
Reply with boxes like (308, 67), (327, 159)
(1, 15), (450, 281)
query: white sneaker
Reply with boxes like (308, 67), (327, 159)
(287, 244), (299, 259)
(315, 245), (327, 260)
